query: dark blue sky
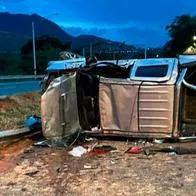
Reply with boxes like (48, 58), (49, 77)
(0, 0), (196, 47)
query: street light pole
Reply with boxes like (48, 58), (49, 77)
(144, 47), (147, 59)
(82, 48), (86, 57)
(31, 13), (59, 77)
(32, 21), (37, 77)
(144, 47), (149, 59)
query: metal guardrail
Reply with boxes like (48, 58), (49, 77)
(0, 75), (44, 80)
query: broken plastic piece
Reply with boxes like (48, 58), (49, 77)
(91, 127), (99, 132)
(68, 146), (87, 157)
(88, 145), (116, 156)
(126, 146), (141, 154)
(84, 165), (92, 169)
(153, 139), (164, 144)
(168, 152), (177, 156)
(25, 115), (41, 131)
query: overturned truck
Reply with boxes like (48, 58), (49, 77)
(41, 55), (196, 141)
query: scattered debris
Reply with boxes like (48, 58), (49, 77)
(84, 165), (92, 169)
(68, 146), (87, 157)
(1, 139), (196, 195)
(24, 170), (39, 177)
(143, 148), (155, 156)
(91, 127), (99, 132)
(142, 145), (196, 156)
(111, 161), (116, 165)
(56, 167), (62, 173)
(88, 145), (117, 156)
(33, 140), (49, 147)
(126, 146), (141, 154)
(168, 152), (177, 156)
(25, 115), (42, 131)
(167, 146), (196, 155)
(153, 139), (165, 144)
(85, 137), (96, 142)
(159, 146), (174, 153)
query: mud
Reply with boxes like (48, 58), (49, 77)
(0, 139), (196, 196)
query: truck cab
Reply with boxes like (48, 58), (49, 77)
(41, 55), (196, 140)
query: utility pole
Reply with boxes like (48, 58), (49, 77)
(144, 47), (147, 59)
(31, 13), (59, 77)
(82, 48), (85, 57)
(32, 22), (37, 77)
(113, 51), (116, 60)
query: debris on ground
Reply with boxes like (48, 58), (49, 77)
(84, 137), (97, 142)
(68, 146), (87, 157)
(143, 148), (156, 156)
(0, 139), (196, 195)
(153, 139), (165, 144)
(24, 170), (39, 177)
(91, 127), (99, 132)
(125, 146), (142, 154)
(25, 115), (42, 131)
(168, 152), (177, 156)
(88, 145), (117, 156)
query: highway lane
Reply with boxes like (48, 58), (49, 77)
(0, 80), (41, 96)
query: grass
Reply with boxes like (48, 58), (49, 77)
(0, 93), (41, 130)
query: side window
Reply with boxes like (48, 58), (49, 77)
(130, 58), (178, 83)
(135, 65), (168, 78)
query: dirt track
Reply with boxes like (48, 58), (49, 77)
(0, 138), (196, 196)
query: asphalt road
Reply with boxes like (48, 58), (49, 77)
(0, 80), (41, 96)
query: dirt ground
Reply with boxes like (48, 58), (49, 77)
(0, 93), (41, 130)
(0, 93), (196, 195)
(0, 136), (195, 196)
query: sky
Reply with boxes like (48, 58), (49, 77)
(0, 0), (196, 47)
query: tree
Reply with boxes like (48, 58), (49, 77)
(19, 35), (70, 74)
(164, 15), (196, 57)
(0, 54), (21, 75)
(0, 57), (8, 74)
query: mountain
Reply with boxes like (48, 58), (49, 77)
(0, 12), (74, 42)
(72, 34), (136, 56)
(0, 12), (135, 54)
(0, 12), (74, 53)
(72, 34), (110, 49)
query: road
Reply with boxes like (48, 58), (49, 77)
(0, 80), (41, 96)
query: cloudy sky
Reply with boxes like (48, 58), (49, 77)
(0, 0), (196, 47)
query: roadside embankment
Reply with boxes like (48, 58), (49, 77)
(0, 93), (41, 130)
